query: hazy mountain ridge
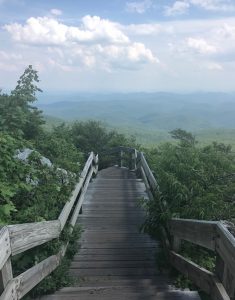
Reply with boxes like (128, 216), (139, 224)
(38, 92), (235, 131)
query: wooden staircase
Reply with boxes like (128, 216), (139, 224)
(1, 147), (233, 300)
(41, 166), (201, 300)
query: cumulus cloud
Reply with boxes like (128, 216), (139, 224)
(95, 42), (158, 70)
(125, 0), (152, 14)
(4, 15), (130, 45)
(165, 1), (190, 16)
(50, 9), (62, 16)
(187, 37), (217, 54)
(4, 15), (158, 71)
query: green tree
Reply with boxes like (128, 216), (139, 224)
(0, 65), (44, 139)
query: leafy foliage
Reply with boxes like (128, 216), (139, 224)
(0, 65), (44, 139)
(71, 120), (137, 154)
(0, 66), (139, 296)
(0, 66), (84, 296)
(142, 129), (235, 288)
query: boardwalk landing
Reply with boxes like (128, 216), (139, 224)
(42, 167), (200, 300)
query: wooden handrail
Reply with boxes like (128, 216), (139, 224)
(0, 152), (98, 300)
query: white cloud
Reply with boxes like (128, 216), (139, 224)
(4, 15), (158, 72)
(215, 23), (235, 39)
(47, 42), (158, 71)
(165, 0), (235, 16)
(206, 62), (223, 70)
(4, 16), (130, 46)
(190, 0), (235, 12)
(0, 50), (22, 61)
(96, 42), (158, 69)
(165, 1), (190, 16)
(125, 23), (173, 35)
(0, 51), (22, 71)
(125, 0), (152, 14)
(50, 9), (62, 16)
(187, 37), (217, 54)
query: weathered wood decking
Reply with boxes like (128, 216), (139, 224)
(42, 167), (200, 300)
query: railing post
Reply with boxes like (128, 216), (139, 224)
(216, 256), (235, 299)
(172, 236), (181, 252)
(0, 258), (13, 295)
(120, 149), (124, 168)
(132, 149), (137, 171)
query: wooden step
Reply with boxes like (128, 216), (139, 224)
(73, 254), (156, 261)
(69, 266), (159, 277)
(41, 290), (201, 300)
(70, 260), (157, 269)
(77, 247), (157, 255)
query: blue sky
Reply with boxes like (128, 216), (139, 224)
(0, 0), (235, 92)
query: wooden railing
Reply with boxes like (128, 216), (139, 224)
(0, 152), (98, 300)
(111, 146), (235, 300)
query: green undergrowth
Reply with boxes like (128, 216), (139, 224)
(24, 225), (82, 299)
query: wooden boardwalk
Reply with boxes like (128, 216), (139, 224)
(42, 167), (200, 300)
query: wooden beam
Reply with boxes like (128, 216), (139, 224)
(0, 227), (11, 271)
(120, 150), (124, 168)
(0, 259), (13, 296)
(139, 152), (158, 191)
(8, 220), (61, 256)
(58, 180), (84, 229)
(16, 254), (60, 299)
(216, 223), (235, 298)
(70, 167), (94, 228)
(170, 219), (218, 251)
(140, 166), (154, 201)
(59, 152), (95, 229)
(80, 152), (94, 178)
(0, 277), (18, 300)
(170, 251), (230, 300)
(132, 149), (137, 171)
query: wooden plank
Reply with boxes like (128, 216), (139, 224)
(70, 167), (94, 228)
(80, 152), (94, 178)
(94, 154), (99, 174)
(16, 254), (60, 299)
(59, 152), (95, 229)
(73, 254), (155, 261)
(120, 150), (124, 168)
(0, 227), (11, 270)
(139, 153), (158, 191)
(140, 166), (154, 200)
(58, 180), (84, 229)
(69, 267), (158, 277)
(0, 259), (13, 296)
(170, 251), (229, 300)
(70, 260), (155, 269)
(170, 219), (218, 250)
(0, 278), (18, 300)
(216, 223), (235, 298)
(8, 220), (61, 256)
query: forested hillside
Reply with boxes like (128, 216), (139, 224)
(39, 92), (235, 146)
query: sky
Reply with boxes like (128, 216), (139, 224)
(0, 0), (235, 93)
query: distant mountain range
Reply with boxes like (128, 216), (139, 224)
(38, 92), (235, 132)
